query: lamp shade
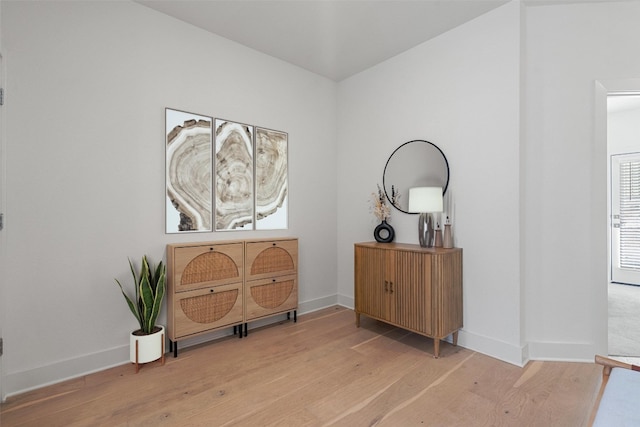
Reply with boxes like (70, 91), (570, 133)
(408, 187), (443, 213)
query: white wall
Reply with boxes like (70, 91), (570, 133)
(1, 0), (337, 398)
(336, 2), (524, 364)
(6, 0), (640, 400)
(524, 1), (640, 360)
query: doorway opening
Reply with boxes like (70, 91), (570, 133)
(608, 92), (640, 360)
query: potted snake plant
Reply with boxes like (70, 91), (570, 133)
(115, 255), (166, 370)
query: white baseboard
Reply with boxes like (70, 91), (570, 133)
(300, 294), (338, 314)
(337, 294), (354, 309)
(456, 330), (528, 367)
(3, 295), (339, 400)
(4, 345), (130, 401)
(526, 340), (597, 363)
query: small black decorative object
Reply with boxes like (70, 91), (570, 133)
(374, 220), (395, 243)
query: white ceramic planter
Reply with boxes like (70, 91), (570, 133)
(130, 325), (164, 365)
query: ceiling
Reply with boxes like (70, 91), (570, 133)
(135, 0), (510, 81)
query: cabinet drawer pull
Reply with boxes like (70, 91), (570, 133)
(384, 280), (388, 292)
(210, 289), (215, 293)
(389, 282), (393, 293)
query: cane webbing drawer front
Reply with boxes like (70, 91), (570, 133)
(174, 284), (243, 338)
(167, 238), (298, 343)
(245, 275), (298, 321)
(181, 251), (238, 285)
(245, 238), (298, 321)
(250, 277), (295, 308)
(245, 239), (298, 281)
(171, 243), (243, 292)
(167, 241), (244, 341)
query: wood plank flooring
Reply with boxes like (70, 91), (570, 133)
(0, 306), (603, 426)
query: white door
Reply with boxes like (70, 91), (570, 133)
(611, 153), (640, 285)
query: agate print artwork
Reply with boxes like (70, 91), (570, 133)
(215, 119), (254, 231)
(165, 108), (288, 233)
(166, 108), (213, 233)
(255, 127), (288, 230)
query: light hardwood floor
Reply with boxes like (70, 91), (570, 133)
(1, 306), (603, 426)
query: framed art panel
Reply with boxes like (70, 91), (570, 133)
(215, 119), (254, 231)
(255, 127), (288, 230)
(165, 108), (213, 233)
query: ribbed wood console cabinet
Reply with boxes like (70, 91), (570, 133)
(354, 242), (462, 358)
(166, 237), (298, 356)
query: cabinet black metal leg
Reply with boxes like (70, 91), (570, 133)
(244, 323), (248, 337)
(169, 340), (173, 352)
(287, 312), (291, 320)
(173, 341), (178, 358)
(294, 310), (297, 323)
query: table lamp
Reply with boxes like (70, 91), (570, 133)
(408, 187), (443, 247)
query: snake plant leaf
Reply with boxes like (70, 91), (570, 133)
(115, 278), (142, 329)
(115, 255), (166, 335)
(148, 267), (166, 333)
(139, 270), (154, 334)
(128, 258), (140, 306)
(152, 261), (163, 289)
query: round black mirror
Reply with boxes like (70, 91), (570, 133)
(383, 140), (449, 214)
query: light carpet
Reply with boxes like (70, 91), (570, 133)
(609, 282), (640, 357)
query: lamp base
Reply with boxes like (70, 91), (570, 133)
(418, 213), (435, 247)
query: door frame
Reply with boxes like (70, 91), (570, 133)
(596, 78), (640, 357)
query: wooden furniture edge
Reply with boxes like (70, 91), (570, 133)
(354, 241), (462, 254)
(589, 355), (640, 426)
(595, 354), (639, 375)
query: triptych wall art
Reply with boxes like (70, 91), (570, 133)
(165, 108), (288, 233)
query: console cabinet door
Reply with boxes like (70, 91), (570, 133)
(355, 245), (386, 320)
(394, 250), (432, 335)
(356, 245), (432, 333)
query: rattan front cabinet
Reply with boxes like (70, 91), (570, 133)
(354, 242), (462, 358)
(245, 238), (298, 323)
(166, 241), (244, 355)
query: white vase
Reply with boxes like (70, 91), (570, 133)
(130, 325), (165, 365)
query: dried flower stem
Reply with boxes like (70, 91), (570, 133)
(370, 184), (400, 222)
